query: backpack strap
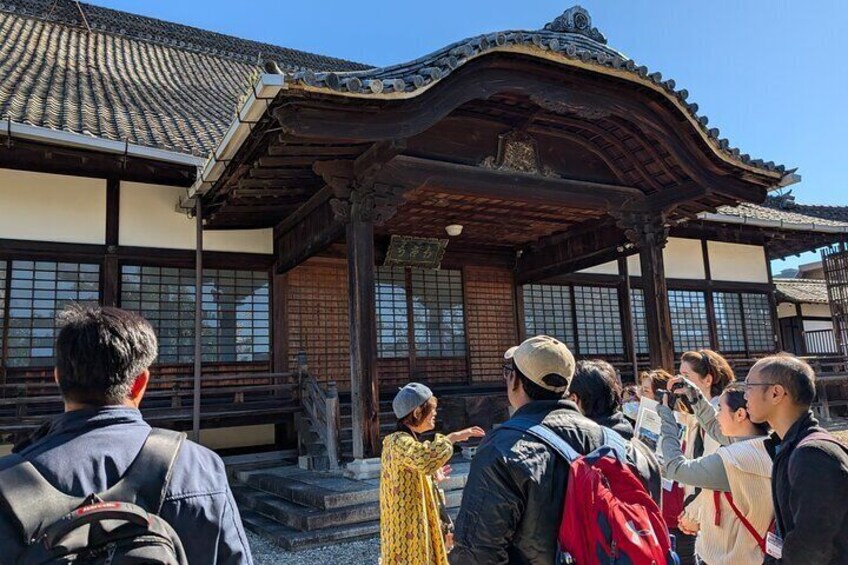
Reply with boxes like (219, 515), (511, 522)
(498, 418), (581, 463)
(0, 428), (185, 543)
(720, 491), (771, 554)
(600, 427), (628, 461)
(789, 431), (848, 477)
(101, 428), (186, 514)
(0, 454), (83, 543)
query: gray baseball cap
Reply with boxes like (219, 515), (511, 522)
(392, 382), (434, 419)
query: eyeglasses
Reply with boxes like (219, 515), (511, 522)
(502, 363), (514, 380)
(742, 380), (779, 390)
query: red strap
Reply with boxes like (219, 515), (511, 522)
(713, 491), (722, 526)
(723, 492), (770, 554)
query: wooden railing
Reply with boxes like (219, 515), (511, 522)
(0, 371), (300, 442)
(300, 373), (340, 470)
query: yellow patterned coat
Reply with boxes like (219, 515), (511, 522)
(379, 431), (454, 565)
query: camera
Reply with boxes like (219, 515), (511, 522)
(670, 381), (686, 393)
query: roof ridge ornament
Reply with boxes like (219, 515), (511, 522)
(542, 6), (607, 45)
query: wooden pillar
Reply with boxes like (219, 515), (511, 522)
(619, 212), (675, 371)
(618, 257), (638, 381)
(192, 198), (203, 444)
(102, 177), (120, 306)
(346, 206), (380, 459)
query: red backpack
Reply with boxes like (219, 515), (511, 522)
(501, 420), (678, 565)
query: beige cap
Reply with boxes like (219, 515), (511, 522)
(504, 335), (574, 393)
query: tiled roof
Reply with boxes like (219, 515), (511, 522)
(715, 196), (848, 228)
(775, 278), (830, 304)
(0, 0), (370, 157)
(279, 6), (789, 179)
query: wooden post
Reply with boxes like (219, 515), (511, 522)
(192, 198), (203, 444)
(618, 257), (638, 381)
(325, 381), (340, 470)
(347, 208), (380, 459)
(102, 177), (120, 307)
(619, 213), (675, 372)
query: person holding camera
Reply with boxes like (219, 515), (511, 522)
(657, 382), (774, 565)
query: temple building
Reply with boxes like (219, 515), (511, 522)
(1, 0), (847, 475)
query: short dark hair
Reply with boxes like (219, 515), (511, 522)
(569, 360), (621, 419)
(751, 354), (816, 407)
(55, 305), (158, 405)
(512, 361), (564, 401)
(721, 382), (770, 435)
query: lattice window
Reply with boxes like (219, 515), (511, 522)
(6, 261), (100, 367)
(287, 263), (349, 386)
(465, 267), (517, 383)
(669, 290), (711, 352)
(120, 266), (269, 364)
(523, 284), (575, 347)
(715, 292), (746, 352)
(742, 293), (774, 352)
(630, 289), (649, 355)
(376, 267), (409, 358)
(574, 286), (623, 355)
(411, 269), (466, 357)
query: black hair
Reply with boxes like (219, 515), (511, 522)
(752, 354), (816, 407)
(55, 305), (158, 405)
(569, 360), (621, 419)
(512, 361), (566, 401)
(722, 382), (770, 435)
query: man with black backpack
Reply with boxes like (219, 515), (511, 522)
(744, 354), (848, 565)
(450, 335), (666, 565)
(0, 305), (253, 563)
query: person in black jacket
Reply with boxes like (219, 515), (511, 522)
(568, 359), (634, 439)
(449, 336), (661, 565)
(744, 354), (848, 565)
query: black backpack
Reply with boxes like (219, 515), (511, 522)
(0, 428), (189, 564)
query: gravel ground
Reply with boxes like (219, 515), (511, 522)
(247, 531), (380, 564)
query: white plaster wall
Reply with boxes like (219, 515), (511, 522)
(664, 238), (705, 279)
(578, 261), (619, 275)
(707, 242), (769, 283)
(119, 182), (273, 253)
(804, 320), (834, 332)
(0, 168), (106, 244)
(801, 303), (832, 318)
(777, 303), (798, 318)
(626, 254), (641, 276)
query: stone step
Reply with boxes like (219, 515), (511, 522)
(240, 509), (380, 552)
(235, 459), (470, 510)
(242, 504), (463, 552)
(234, 481), (464, 532)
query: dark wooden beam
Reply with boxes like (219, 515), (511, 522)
(274, 199), (344, 274)
(381, 155), (645, 211)
(620, 213), (676, 371)
(103, 177), (121, 307)
(516, 220), (629, 284)
(347, 213), (380, 459)
(0, 139), (195, 187)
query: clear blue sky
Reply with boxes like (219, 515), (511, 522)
(93, 0), (846, 271)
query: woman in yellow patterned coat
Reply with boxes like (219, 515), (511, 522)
(380, 383), (485, 565)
